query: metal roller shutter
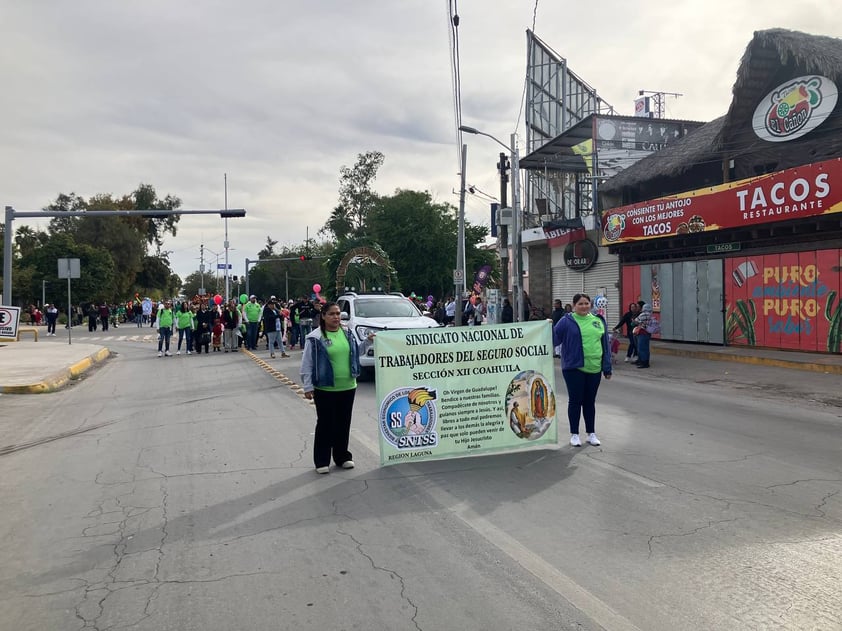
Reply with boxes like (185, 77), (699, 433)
(550, 246), (620, 327)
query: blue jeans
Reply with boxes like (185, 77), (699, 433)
(157, 327), (172, 352)
(289, 324), (300, 348)
(636, 333), (651, 364)
(246, 322), (259, 350)
(561, 369), (603, 435)
(177, 327), (192, 351)
(626, 332), (637, 358)
(298, 321), (313, 346)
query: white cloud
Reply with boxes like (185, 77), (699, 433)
(4, 0), (841, 287)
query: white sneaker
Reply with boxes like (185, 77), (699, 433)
(624, 356), (629, 362)
(587, 433), (601, 446)
(570, 434), (582, 447)
(157, 351), (163, 357)
(176, 350), (181, 355)
(315, 466), (330, 474)
(341, 460), (355, 469)
(165, 351), (172, 357)
(187, 350), (191, 355)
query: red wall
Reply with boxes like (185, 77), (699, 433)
(725, 248), (842, 353)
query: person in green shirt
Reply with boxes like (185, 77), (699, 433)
(175, 302), (195, 355)
(552, 293), (612, 447)
(300, 302), (373, 474)
(156, 300), (175, 357)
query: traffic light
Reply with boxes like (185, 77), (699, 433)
(299, 255), (311, 261)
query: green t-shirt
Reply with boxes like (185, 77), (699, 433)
(572, 312), (604, 374)
(244, 301), (262, 322)
(176, 310), (194, 329)
(157, 308), (174, 328)
(318, 329), (356, 392)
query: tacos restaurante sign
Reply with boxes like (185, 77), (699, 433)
(752, 75), (838, 142)
(601, 158), (842, 245)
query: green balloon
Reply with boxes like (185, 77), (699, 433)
(240, 293), (248, 304)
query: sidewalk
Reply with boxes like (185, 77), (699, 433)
(1, 336), (841, 394)
(0, 341), (111, 394)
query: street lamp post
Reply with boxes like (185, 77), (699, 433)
(458, 126), (523, 322)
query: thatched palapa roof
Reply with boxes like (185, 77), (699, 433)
(601, 28), (842, 194)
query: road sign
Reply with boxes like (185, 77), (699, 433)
(217, 263), (232, 270)
(57, 258), (81, 279)
(453, 269), (464, 284)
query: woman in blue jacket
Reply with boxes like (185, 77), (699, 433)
(552, 293), (612, 447)
(300, 302), (373, 474)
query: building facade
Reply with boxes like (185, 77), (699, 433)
(600, 29), (842, 354)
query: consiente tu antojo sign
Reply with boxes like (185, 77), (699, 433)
(601, 158), (842, 245)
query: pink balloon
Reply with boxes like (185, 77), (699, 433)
(312, 283), (321, 293)
(213, 294), (222, 305)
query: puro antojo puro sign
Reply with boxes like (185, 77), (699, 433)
(601, 158), (842, 245)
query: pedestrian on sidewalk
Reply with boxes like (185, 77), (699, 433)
(632, 302), (656, 369)
(614, 302), (641, 363)
(87, 304), (98, 332)
(45, 304), (59, 336)
(156, 300), (174, 357)
(553, 293), (612, 448)
(300, 302), (372, 474)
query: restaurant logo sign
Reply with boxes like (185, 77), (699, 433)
(563, 239), (599, 271)
(752, 75), (838, 142)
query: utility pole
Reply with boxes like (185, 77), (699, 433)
(223, 173), (230, 304)
(498, 152), (509, 311)
(199, 244), (205, 296)
(454, 144), (467, 327)
(511, 133), (523, 323)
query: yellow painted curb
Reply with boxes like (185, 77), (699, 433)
(2, 347), (112, 394)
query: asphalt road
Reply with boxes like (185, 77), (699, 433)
(0, 330), (840, 630)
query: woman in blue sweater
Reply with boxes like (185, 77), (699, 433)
(552, 293), (612, 447)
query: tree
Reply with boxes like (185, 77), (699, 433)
(16, 232), (116, 307)
(367, 189), (498, 300)
(130, 183), (182, 251)
(257, 236), (278, 259)
(321, 151), (384, 241)
(180, 271), (206, 300)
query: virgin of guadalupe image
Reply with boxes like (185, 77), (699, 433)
(531, 378), (548, 420)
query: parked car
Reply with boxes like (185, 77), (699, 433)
(336, 292), (442, 379)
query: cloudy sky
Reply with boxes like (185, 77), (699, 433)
(4, 0), (841, 284)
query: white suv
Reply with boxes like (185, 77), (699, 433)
(336, 292), (441, 378)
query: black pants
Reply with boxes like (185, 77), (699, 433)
(312, 388), (356, 467)
(562, 368), (602, 434)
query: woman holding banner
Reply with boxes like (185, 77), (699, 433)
(300, 302), (372, 474)
(552, 293), (612, 447)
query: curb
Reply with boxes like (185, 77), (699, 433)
(621, 342), (842, 376)
(1, 347), (112, 394)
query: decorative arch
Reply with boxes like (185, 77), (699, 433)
(335, 246), (392, 294)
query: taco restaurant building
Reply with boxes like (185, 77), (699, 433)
(599, 29), (842, 354)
